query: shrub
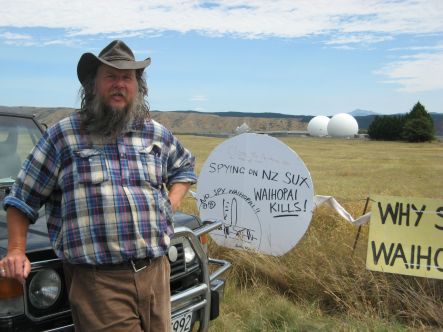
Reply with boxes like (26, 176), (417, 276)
(368, 102), (434, 142)
(368, 115), (405, 140)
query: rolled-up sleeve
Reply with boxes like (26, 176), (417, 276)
(166, 135), (197, 186)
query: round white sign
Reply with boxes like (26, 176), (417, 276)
(197, 133), (314, 256)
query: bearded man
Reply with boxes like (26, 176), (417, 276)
(0, 40), (197, 331)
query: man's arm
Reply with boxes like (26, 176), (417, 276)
(168, 182), (192, 213)
(0, 207), (31, 283)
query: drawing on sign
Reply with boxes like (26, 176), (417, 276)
(199, 189), (262, 249)
(197, 133), (315, 256)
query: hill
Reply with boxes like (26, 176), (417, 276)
(151, 110), (308, 134)
(0, 106), (308, 134)
(1, 106), (442, 136)
(348, 109), (378, 117)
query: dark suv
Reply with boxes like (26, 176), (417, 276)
(0, 112), (230, 332)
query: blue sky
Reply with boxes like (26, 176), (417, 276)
(0, 0), (442, 116)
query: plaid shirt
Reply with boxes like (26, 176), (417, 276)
(4, 113), (197, 265)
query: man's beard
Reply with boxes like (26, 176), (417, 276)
(81, 91), (147, 138)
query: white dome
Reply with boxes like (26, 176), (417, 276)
(307, 116), (330, 137)
(327, 113), (359, 137)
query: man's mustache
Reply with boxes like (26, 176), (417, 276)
(110, 90), (126, 98)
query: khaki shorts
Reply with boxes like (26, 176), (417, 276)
(63, 256), (171, 332)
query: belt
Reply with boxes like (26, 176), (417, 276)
(82, 257), (156, 273)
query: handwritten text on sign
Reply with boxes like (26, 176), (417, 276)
(366, 195), (443, 280)
(197, 133), (315, 256)
(208, 163), (310, 217)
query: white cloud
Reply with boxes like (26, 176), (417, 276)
(43, 38), (83, 47)
(389, 44), (443, 52)
(0, 31), (32, 40)
(0, 31), (35, 46)
(2, 0), (442, 94)
(326, 33), (393, 45)
(376, 48), (443, 92)
(0, 0), (442, 42)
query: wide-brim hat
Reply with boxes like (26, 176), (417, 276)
(77, 40), (151, 85)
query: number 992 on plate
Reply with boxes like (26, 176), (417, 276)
(171, 311), (192, 332)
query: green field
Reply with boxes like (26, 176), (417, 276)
(177, 135), (443, 331)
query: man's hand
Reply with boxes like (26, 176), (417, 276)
(0, 206), (31, 283)
(0, 250), (31, 284)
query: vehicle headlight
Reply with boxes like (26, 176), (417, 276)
(28, 269), (61, 309)
(183, 239), (196, 264)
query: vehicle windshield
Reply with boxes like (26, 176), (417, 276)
(0, 115), (43, 180)
(0, 114), (44, 240)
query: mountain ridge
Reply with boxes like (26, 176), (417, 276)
(1, 106), (442, 136)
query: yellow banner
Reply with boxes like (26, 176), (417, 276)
(366, 195), (443, 279)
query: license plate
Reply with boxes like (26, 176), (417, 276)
(171, 311), (192, 332)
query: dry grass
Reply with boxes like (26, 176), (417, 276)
(178, 135), (443, 331)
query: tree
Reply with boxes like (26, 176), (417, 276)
(367, 116), (383, 139)
(402, 117), (435, 142)
(368, 102), (435, 142)
(402, 102), (435, 142)
(406, 101), (429, 120)
(368, 115), (405, 140)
